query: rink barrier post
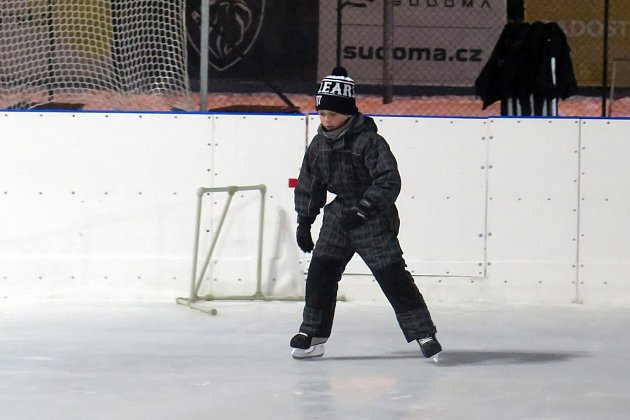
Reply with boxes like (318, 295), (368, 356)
(176, 184), (303, 315)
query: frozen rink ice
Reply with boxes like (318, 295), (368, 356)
(1, 300), (630, 419)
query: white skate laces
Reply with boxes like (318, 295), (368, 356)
(417, 336), (442, 363)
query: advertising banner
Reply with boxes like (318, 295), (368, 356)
(186, 0), (318, 82)
(318, 0), (507, 86)
(525, 0), (630, 86)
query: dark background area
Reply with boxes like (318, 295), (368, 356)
(186, 0), (318, 93)
(187, 0), (528, 94)
(184, 0), (625, 117)
(508, 0), (525, 22)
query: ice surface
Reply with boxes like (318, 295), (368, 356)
(1, 300), (629, 419)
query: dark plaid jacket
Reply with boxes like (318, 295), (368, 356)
(295, 114), (401, 226)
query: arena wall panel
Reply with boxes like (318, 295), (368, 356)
(483, 118), (581, 304)
(577, 119), (630, 305)
(1, 112), (628, 305)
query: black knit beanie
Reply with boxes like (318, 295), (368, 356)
(315, 67), (358, 115)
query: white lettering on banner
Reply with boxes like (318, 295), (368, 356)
(344, 46), (482, 62)
(559, 20), (630, 38)
(392, 0), (491, 8)
(317, 0), (506, 86)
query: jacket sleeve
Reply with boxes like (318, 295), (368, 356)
(361, 133), (401, 210)
(294, 143), (327, 225)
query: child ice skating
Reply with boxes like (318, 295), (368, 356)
(291, 67), (441, 360)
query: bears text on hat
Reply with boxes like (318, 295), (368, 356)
(318, 78), (355, 98)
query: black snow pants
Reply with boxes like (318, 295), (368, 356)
(298, 257), (437, 342)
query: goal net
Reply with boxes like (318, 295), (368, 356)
(0, 0), (193, 111)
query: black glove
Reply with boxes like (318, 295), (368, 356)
(341, 198), (376, 231)
(296, 223), (314, 253)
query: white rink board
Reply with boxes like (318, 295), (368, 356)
(0, 112), (213, 299)
(198, 114), (307, 298)
(376, 116), (488, 277)
(485, 118), (580, 303)
(1, 111), (630, 304)
(578, 119), (630, 304)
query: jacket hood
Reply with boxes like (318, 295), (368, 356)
(350, 114), (378, 134)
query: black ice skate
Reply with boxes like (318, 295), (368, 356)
(417, 335), (442, 362)
(290, 332), (326, 359)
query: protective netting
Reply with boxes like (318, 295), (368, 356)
(0, 0), (193, 111)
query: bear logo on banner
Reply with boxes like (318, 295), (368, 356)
(187, 0), (265, 71)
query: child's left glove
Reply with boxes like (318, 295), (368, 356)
(340, 198), (375, 231)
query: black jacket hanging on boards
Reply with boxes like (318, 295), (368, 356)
(474, 22), (530, 111)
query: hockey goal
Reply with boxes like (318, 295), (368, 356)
(0, 1), (193, 111)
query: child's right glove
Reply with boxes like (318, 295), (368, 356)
(296, 223), (314, 253)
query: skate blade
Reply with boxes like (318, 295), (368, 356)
(432, 352), (440, 364)
(291, 344), (325, 359)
